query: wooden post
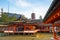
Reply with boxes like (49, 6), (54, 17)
(14, 25), (16, 33)
(29, 25), (31, 30)
(8, 27), (10, 35)
(48, 27), (50, 32)
(52, 24), (57, 40)
(24, 25), (26, 31)
(44, 27), (45, 32)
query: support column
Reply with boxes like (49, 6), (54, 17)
(30, 26), (33, 30)
(14, 25), (16, 33)
(8, 27), (10, 32)
(52, 24), (57, 40)
(8, 27), (10, 35)
(24, 25), (26, 31)
(24, 25), (26, 35)
(48, 27), (50, 32)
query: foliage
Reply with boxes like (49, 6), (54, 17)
(0, 13), (17, 22)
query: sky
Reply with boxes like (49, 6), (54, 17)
(0, 0), (53, 19)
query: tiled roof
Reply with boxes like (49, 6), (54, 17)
(43, 0), (60, 22)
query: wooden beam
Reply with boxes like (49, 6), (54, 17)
(45, 11), (60, 23)
(44, 6), (60, 23)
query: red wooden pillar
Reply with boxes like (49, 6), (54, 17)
(24, 25), (26, 31)
(14, 25), (16, 32)
(48, 27), (50, 32)
(44, 26), (45, 32)
(8, 26), (10, 35)
(52, 24), (57, 40)
(30, 26), (32, 30)
(8, 27), (10, 33)
(30, 25), (35, 30)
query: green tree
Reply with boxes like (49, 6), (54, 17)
(8, 14), (17, 22)
(0, 13), (17, 22)
(0, 13), (8, 22)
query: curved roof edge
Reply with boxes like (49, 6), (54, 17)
(43, 0), (60, 22)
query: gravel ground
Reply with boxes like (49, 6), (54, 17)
(0, 33), (53, 40)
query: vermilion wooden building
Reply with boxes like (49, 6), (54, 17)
(43, 0), (60, 40)
(0, 1), (60, 40)
(3, 21), (38, 34)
